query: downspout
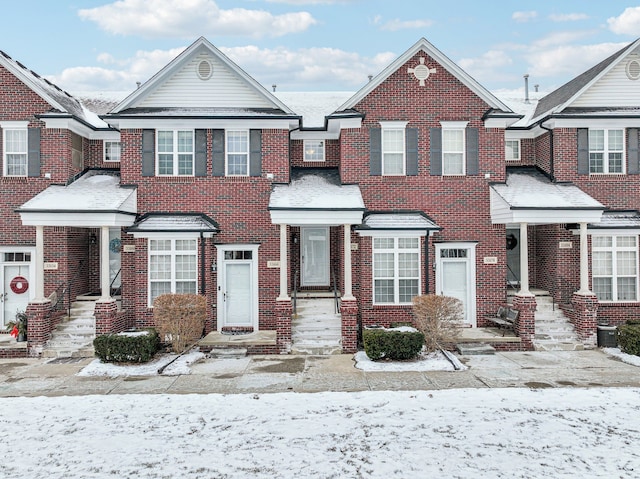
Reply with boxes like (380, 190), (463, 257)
(540, 123), (555, 181)
(200, 232), (205, 295)
(424, 232), (430, 294)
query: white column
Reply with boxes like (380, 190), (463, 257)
(35, 225), (45, 300)
(100, 226), (111, 301)
(519, 222), (530, 295)
(578, 222), (591, 294)
(343, 224), (355, 300)
(277, 224), (290, 301)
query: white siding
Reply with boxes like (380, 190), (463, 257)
(138, 52), (274, 109)
(573, 53), (640, 107)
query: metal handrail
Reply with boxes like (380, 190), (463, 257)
(292, 269), (298, 316)
(110, 267), (122, 295)
(51, 260), (87, 317)
(332, 269), (339, 314)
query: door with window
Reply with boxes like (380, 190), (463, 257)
(1, 251), (33, 328)
(218, 246), (258, 329)
(436, 243), (476, 326)
(301, 227), (329, 287)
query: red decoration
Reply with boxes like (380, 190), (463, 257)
(9, 326), (18, 338)
(9, 276), (28, 294)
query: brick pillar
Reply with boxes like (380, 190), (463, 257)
(571, 292), (598, 346)
(340, 299), (359, 353)
(512, 294), (536, 350)
(276, 299), (292, 353)
(25, 299), (53, 355)
(95, 300), (118, 335)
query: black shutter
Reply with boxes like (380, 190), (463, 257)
(429, 128), (442, 176)
(466, 127), (479, 175)
(369, 128), (381, 176)
(406, 128), (418, 176)
(194, 129), (207, 177)
(212, 129), (225, 176)
(27, 127), (41, 177)
(141, 129), (155, 177)
(577, 128), (589, 175)
(628, 128), (639, 175)
(249, 129), (262, 177)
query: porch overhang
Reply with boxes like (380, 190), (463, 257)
(490, 168), (604, 225)
(126, 213), (219, 238)
(356, 212), (442, 236)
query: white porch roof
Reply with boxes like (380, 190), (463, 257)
(490, 168), (604, 225)
(18, 170), (137, 227)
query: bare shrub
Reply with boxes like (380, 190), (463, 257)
(153, 293), (206, 353)
(412, 294), (462, 352)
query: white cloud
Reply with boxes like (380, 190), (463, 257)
(512, 11), (537, 23)
(526, 42), (627, 79)
(548, 13), (588, 22)
(608, 6), (640, 35)
(378, 19), (433, 32)
(531, 30), (594, 49)
(78, 0), (316, 38)
(265, 0), (355, 3)
(458, 50), (514, 83)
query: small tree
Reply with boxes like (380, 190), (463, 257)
(412, 294), (462, 352)
(153, 293), (206, 353)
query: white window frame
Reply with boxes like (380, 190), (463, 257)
(303, 140), (325, 162)
(226, 130), (249, 176)
(441, 121), (467, 176)
(156, 129), (194, 176)
(1, 121), (29, 177)
(372, 236), (421, 305)
(505, 139), (521, 161)
(104, 141), (121, 162)
(589, 128), (625, 174)
(592, 234), (638, 302)
(148, 238), (198, 307)
(380, 121), (407, 176)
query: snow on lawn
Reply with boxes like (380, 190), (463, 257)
(76, 350), (206, 377)
(354, 350), (467, 371)
(1, 388), (640, 478)
(604, 347), (640, 367)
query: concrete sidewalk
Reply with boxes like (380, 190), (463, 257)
(1, 349), (640, 397)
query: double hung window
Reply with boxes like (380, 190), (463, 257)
(373, 237), (420, 304)
(589, 129), (624, 174)
(2, 127), (27, 176)
(148, 239), (197, 305)
(592, 235), (638, 301)
(157, 130), (194, 176)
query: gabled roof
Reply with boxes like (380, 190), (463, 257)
(532, 39), (640, 122)
(336, 38), (513, 114)
(0, 50), (105, 128)
(127, 213), (219, 234)
(111, 37), (294, 115)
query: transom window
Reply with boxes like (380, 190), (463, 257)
(4, 252), (31, 262)
(382, 128), (405, 175)
(505, 139), (520, 161)
(440, 248), (467, 258)
(442, 127), (465, 175)
(303, 140), (325, 162)
(226, 130), (249, 176)
(157, 130), (194, 176)
(224, 250), (253, 260)
(2, 127), (27, 177)
(373, 237), (420, 304)
(589, 129), (624, 174)
(148, 239), (197, 305)
(592, 235), (638, 302)
(104, 141), (121, 162)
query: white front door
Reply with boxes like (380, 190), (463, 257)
(301, 227), (329, 287)
(1, 250), (34, 328)
(436, 243), (476, 326)
(218, 246), (259, 329)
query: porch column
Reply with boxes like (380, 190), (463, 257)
(34, 225), (45, 300)
(277, 223), (290, 301)
(519, 222), (530, 295)
(578, 222), (591, 294)
(343, 224), (355, 300)
(100, 226), (111, 301)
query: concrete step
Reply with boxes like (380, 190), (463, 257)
(533, 340), (584, 351)
(42, 345), (95, 359)
(456, 342), (496, 355)
(291, 343), (342, 355)
(207, 348), (248, 359)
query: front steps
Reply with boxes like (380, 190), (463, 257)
(532, 291), (584, 351)
(291, 297), (342, 355)
(43, 300), (96, 359)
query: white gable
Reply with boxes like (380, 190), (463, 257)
(572, 47), (640, 108)
(138, 50), (274, 109)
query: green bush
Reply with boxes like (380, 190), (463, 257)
(618, 323), (640, 356)
(93, 329), (160, 363)
(363, 327), (424, 361)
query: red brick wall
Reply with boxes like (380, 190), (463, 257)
(290, 139), (340, 168)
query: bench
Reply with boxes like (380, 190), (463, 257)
(486, 307), (518, 336)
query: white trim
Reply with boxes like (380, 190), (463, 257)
(20, 212), (136, 228)
(542, 118), (640, 129)
(270, 209), (364, 226)
(225, 129), (249, 176)
(379, 121), (409, 128)
(592, 234), (639, 302)
(105, 118), (297, 130)
(372, 236), (421, 305)
(147, 237), (199, 307)
(0, 246), (36, 326)
(381, 124), (406, 176)
(103, 140), (121, 162)
(130, 231), (210, 240)
(505, 139), (521, 161)
(441, 125), (466, 176)
(0, 121), (29, 128)
(439, 120), (469, 128)
(435, 242), (477, 327)
(156, 129), (195, 176)
(301, 226), (330, 287)
(588, 128), (625, 174)
(2, 125), (28, 177)
(357, 229), (428, 238)
(303, 139), (326, 162)
(216, 244), (260, 331)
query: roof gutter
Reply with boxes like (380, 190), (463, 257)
(540, 122), (555, 181)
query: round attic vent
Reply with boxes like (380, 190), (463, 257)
(626, 59), (640, 80)
(197, 59), (213, 80)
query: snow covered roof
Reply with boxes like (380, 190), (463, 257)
(107, 107), (295, 118)
(588, 211), (640, 229)
(274, 91), (354, 128)
(127, 213), (219, 234)
(18, 170), (136, 213)
(358, 212), (441, 231)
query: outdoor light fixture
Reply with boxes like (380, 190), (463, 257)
(89, 233), (97, 245)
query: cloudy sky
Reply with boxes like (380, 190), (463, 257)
(2, 0), (639, 97)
